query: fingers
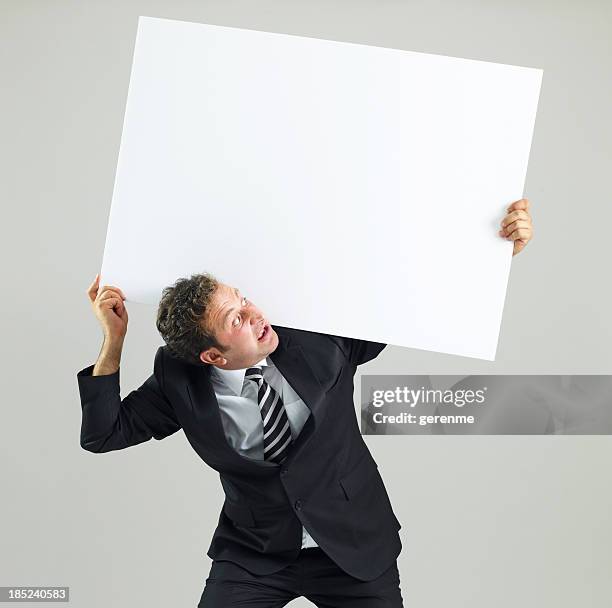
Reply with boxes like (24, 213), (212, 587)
(499, 220), (532, 241)
(117, 300), (129, 321)
(500, 209), (530, 228)
(86, 274), (126, 303)
(499, 200), (533, 256)
(98, 290), (122, 303)
(99, 293), (125, 315)
(499, 219), (531, 238)
(506, 198), (530, 213)
(505, 226), (532, 241)
(98, 285), (126, 301)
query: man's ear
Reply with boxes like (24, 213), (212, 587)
(200, 347), (227, 367)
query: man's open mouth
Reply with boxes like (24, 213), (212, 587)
(257, 324), (270, 341)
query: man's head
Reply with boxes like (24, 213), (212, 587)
(156, 272), (279, 370)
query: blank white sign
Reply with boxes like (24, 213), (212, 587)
(101, 16), (542, 360)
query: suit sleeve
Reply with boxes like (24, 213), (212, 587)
(77, 347), (181, 453)
(330, 336), (387, 367)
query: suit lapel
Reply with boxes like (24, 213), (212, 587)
(184, 362), (243, 458)
(182, 326), (327, 467)
(269, 327), (327, 433)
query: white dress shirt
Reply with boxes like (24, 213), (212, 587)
(209, 357), (319, 549)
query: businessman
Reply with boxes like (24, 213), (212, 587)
(77, 199), (533, 607)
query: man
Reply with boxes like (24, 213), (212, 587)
(77, 199), (533, 606)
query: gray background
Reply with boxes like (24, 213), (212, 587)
(1, 0), (610, 606)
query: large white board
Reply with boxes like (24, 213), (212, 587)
(101, 16), (543, 360)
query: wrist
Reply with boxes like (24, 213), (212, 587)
(93, 338), (124, 376)
(102, 334), (125, 352)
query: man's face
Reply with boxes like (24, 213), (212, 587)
(199, 282), (279, 370)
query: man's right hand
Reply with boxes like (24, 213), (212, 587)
(87, 274), (128, 342)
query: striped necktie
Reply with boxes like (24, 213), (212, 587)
(243, 365), (293, 463)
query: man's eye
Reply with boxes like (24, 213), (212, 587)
(233, 316), (240, 327)
(242, 297), (248, 306)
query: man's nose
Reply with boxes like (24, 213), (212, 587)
(249, 307), (263, 323)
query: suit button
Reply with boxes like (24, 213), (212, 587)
(294, 499), (303, 510)
(281, 468), (288, 477)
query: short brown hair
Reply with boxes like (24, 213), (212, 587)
(156, 272), (222, 366)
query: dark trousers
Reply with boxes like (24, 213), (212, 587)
(197, 547), (404, 607)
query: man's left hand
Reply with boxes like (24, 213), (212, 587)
(499, 198), (533, 256)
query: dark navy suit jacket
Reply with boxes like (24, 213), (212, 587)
(77, 325), (402, 581)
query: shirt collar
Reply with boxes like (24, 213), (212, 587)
(211, 356), (271, 396)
